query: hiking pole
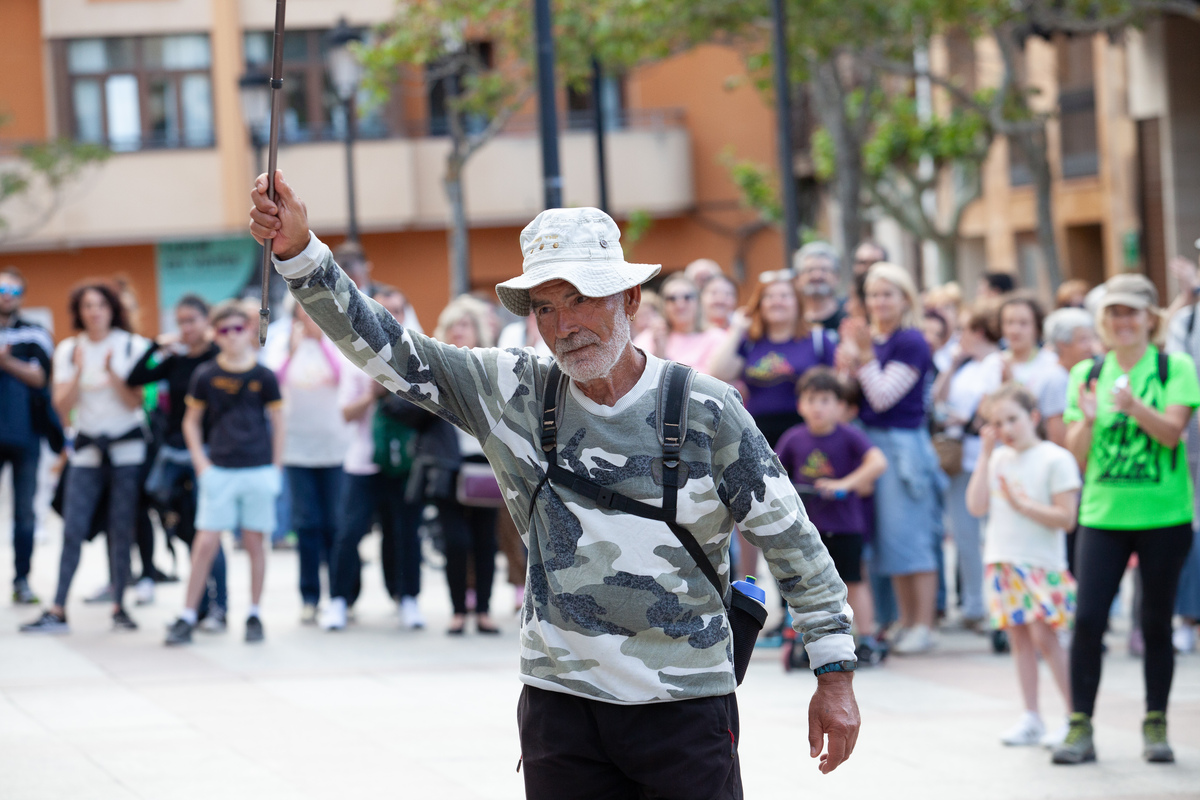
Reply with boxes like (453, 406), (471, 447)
(259, 0), (288, 346)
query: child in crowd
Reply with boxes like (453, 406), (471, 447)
(165, 301), (285, 645)
(776, 367), (889, 663)
(966, 383), (1080, 747)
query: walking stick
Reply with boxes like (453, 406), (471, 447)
(259, 0), (288, 346)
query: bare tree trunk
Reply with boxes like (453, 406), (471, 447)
(934, 235), (957, 287)
(1016, 129), (1062, 288)
(810, 59), (862, 265)
(444, 158), (471, 298)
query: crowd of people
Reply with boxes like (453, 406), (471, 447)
(3, 224), (1200, 766)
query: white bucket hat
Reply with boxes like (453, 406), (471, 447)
(494, 207), (660, 317)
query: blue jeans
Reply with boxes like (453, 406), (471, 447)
(330, 472), (423, 604)
(287, 465), (343, 605)
(0, 443), (39, 585)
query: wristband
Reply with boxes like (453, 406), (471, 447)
(813, 659), (858, 677)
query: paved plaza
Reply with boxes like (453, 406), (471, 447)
(2, 505), (1198, 800)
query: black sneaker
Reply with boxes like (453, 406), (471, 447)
(112, 608), (138, 631)
(12, 578), (39, 605)
(164, 617), (194, 646)
(245, 615), (264, 643)
(20, 610), (68, 634)
(855, 636), (888, 666)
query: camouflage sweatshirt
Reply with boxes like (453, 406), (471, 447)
(278, 234), (854, 704)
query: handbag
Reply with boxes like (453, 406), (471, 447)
(932, 433), (963, 477)
(456, 461), (504, 507)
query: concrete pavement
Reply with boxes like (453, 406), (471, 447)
(1, 511), (1198, 799)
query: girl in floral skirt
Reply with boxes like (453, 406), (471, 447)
(967, 383), (1082, 747)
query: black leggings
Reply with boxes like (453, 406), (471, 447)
(1071, 523), (1193, 716)
(441, 500), (498, 616)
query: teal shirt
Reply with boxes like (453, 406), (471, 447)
(1064, 347), (1200, 529)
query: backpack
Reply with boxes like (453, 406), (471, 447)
(1085, 351), (1169, 407)
(372, 408), (417, 477)
(531, 360), (767, 685)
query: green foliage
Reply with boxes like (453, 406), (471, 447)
(719, 148), (782, 225)
(621, 209), (653, 249)
(858, 93), (991, 179)
(0, 114), (109, 237)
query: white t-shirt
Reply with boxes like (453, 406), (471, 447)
(53, 330), (149, 467)
(985, 348), (1069, 419)
(339, 359), (379, 476)
(982, 440), (1082, 571)
(946, 356), (1002, 472)
(280, 337), (349, 467)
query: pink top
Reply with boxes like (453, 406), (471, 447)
(633, 328), (725, 374)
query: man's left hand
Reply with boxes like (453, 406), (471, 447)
(808, 671), (860, 774)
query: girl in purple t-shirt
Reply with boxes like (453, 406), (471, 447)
(835, 263), (941, 656)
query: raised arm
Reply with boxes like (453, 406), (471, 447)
(249, 171), (526, 442)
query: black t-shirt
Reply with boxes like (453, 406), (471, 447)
(814, 299), (848, 333)
(128, 342), (219, 449)
(186, 361), (282, 468)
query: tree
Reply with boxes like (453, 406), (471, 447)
(813, 91), (994, 283)
(361, 0), (758, 297)
(866, 0), (1200, 288)
(0, 120), (109, 246)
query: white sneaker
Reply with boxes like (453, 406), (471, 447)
(400, 596), (425, 629)
(893, 624), (934, 655)
(1001, 713), (1045, 746)
(1173, 624), (1196, 654)
(300, 603), (318, 625)
(134, 577), (155, 606)
(1040, 720), (1069, 748)
(320, 598), (347, 631)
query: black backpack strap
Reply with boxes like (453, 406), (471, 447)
(529, 359), (725, 599)
(1158, 351), (1169, 387)
(1086, 357), (1104, 386)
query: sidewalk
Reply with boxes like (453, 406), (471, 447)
(1, 509), (1198, 799)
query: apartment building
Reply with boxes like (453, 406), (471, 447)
(934, 14), (1200, 302)
(0, 0), (783, 336)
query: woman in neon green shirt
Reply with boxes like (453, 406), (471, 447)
(1053, 274), (1200, 766)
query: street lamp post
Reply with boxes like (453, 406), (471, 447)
(533, 0), (562, 210)
(238, 69), (276, 305)
(325, 18), (365, 244)
(238, 70), (271, 175)
(771, 0), (799, 268)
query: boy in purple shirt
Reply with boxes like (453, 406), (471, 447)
(777, 368), (889, 663)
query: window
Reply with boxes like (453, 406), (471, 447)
(566, 72), (627, 131)
(60, 35), (213, 151)
(244, 29), (388, 143)
(427, 42), (495, 137)
(1057, 35), (1098, 179)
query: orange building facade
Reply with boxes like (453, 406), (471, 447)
(0, 0), (783, 339)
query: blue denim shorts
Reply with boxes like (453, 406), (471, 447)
(195, 465), (281, 533)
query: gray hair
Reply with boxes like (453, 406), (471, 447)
(794, 241), (840, 272)
(1043, 307), (1093, 346)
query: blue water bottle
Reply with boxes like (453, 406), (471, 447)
(729, 575), (769, 685)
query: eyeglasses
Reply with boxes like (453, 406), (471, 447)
(663, 293), (696, 303)
(216, 323), (246, 336)
(0, 286), (23, 297)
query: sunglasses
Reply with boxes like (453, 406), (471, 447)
(0, 286), (23, 297)
(663, 293), (696, 303)
(758, 269), (796, 283)
(216, 323), (246, 336)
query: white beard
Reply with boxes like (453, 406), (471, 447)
(555, 305), (631, 383)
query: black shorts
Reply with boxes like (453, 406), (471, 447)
(821, 533), (864, 584)
(518, 685), (743, 800)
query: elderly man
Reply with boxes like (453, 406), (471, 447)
(794, 241), (847, 331)
(1043, 307), (1098, 372)
(250, 172), (859, 799)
